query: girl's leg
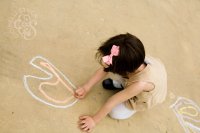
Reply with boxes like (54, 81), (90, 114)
(105, 75), (136, 119)
(102, 74), (125, 90)
(109, 102), (136, 120)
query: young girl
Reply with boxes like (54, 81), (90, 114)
(75, 33), (167, 132)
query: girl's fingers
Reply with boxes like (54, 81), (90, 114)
(75, 91), (84, 98)
(81, 124), (87, 129)
(75, 90), (82, 95)
(87, 128), (92, 133)
(75, 88), (81, 93)
(79, 116), (88, 120)
(77, 116), (94, 132)
(79, 120), (86, 124)
(76, 93), (83, 97)
(83, 126), (89, 131)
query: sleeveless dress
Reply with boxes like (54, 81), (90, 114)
(124, 56), (167, 111)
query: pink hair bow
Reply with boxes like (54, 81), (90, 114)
(102, 45), (120, 65)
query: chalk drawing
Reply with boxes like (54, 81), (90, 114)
(8, 8), (37, 40)
(23, 56), (78, 108)
(170, 97), (200, 133)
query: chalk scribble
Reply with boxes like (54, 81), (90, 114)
(8, 8), (37, 40)
(170, 97), (200, 133)
(23, 56), (78, 108)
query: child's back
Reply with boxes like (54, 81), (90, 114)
(125, 56), (167, 111)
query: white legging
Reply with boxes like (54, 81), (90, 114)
(108, 76), (137, 120)
(109, 102), (136, 120)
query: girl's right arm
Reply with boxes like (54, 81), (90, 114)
(75, 67), (108, 99)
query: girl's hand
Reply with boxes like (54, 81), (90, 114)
(78, 115), (95, 132)
(74, 87), (87, 99)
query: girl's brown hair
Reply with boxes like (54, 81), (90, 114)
(96, 33), (145, 77)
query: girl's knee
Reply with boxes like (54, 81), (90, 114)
(109, 110), (136, 120)
(109, 103), (136, 120)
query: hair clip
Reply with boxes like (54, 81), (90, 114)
(102, 45), (119, 65)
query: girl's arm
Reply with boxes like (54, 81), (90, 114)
(79, 81), (146, 132)
(83, 67), (108, 92)
(75, 67), (108, 99)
